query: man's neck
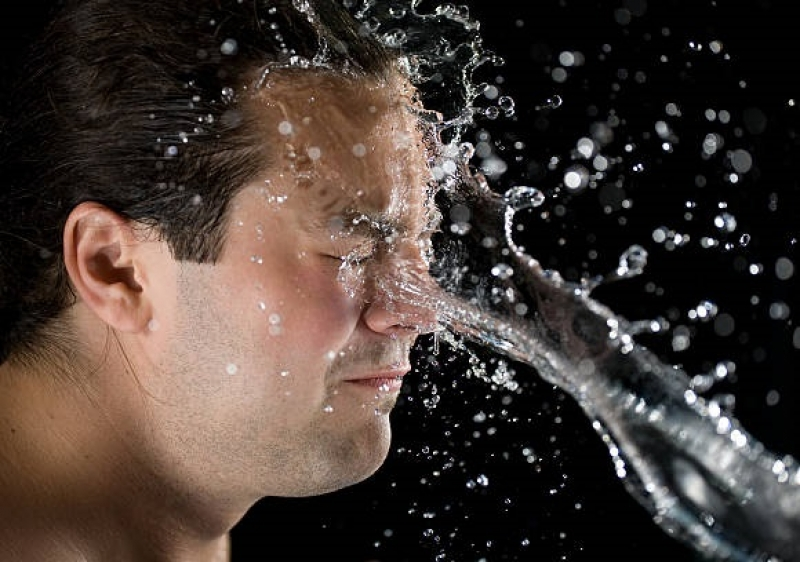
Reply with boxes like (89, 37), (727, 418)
(0, 527), (230, 562)
(0, 357), (237, 562)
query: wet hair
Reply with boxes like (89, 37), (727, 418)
(0, 0), (398, 365)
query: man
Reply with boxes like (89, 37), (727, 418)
(0, 0), (439, 559)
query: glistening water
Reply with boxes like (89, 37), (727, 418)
(387, 169), (800, 560)
(391, 1), (798, 560)
(233, 1), (799, 560)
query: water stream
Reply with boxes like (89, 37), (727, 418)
(384, 163), (800, 560)
(242, 1), (800, 558)
(332, 1), (800, 559)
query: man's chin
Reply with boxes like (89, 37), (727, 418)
(373, 393), (399, 416)
(296, 409), (394, 495)
(293, 446), (391, 497)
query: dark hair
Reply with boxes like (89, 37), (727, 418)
(0, 0), (398, 365)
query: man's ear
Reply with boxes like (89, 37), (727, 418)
(63, 202), (153, 333)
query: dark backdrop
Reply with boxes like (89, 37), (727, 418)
(232, 1), (799, 560)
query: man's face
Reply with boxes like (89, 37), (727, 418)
(143, 74), (438, 501)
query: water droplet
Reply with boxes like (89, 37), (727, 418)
(269, 313), (283, 336)
(449, 203), (471, 223)
(278, 121), (293, 135)
(616, 244), (648, 278)
(449, 222), (471, 235)
(388, 5), (406, 18)
(535, 94), (562, 110)
(769, 301), (791, 320)
(688, 300), (718, 322)
(504, 186), (545, 211)
(714, 313), (736, 336)
(775, 257), (795, 280)
(714, 212), (737, 232)
(226, 363), (239, 375)
(381, 28), (407, 48)
(730, 149), (753, 173)
(498, 95), (515, 117)
(490, 263), (514, 280)
(220, 38), (239, 55)
(576, 137), (596, 159)
(459, 142), (475, 160)
(564, 165), (589, 191)
(220, 87), (235, 102)
(483, 106), (500, 120)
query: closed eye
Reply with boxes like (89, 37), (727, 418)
(326, 239), (378, 265)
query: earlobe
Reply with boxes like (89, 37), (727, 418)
(63, 202), (152, 333)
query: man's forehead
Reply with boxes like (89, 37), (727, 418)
(253, 69), (418, 124)
(248, 70), (434, 230)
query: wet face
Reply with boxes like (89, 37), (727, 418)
(145, 73), (438, 500)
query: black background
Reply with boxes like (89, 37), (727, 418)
(232, 1), (800, 560)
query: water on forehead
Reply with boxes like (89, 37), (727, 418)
(254, 74), (428, 223)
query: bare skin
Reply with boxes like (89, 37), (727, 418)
(0, 73), (437, 562)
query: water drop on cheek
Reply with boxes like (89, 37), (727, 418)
(278, 120), (293, 135)
(268, 313), (283, 336)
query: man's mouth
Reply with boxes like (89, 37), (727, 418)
(343, 368), (409, 392)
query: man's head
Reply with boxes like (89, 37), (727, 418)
(137, 71), (438, 499)
(0, 0), (402, 363)
(0, 0), (438, 503)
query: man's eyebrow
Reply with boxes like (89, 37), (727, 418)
(308, 210), (408, 240)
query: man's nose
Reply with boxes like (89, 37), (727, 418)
(361, 243), (440, 336)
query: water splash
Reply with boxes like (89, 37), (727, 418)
(228, 1), (798, 558)
(346, 0), (501, 141)
(384, 166), (800, 561)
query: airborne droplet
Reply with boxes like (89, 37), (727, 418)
(615, 244), (648, 279)
(504, 186), (545, 212)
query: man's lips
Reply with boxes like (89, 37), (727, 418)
(342, 368), (409, 392)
